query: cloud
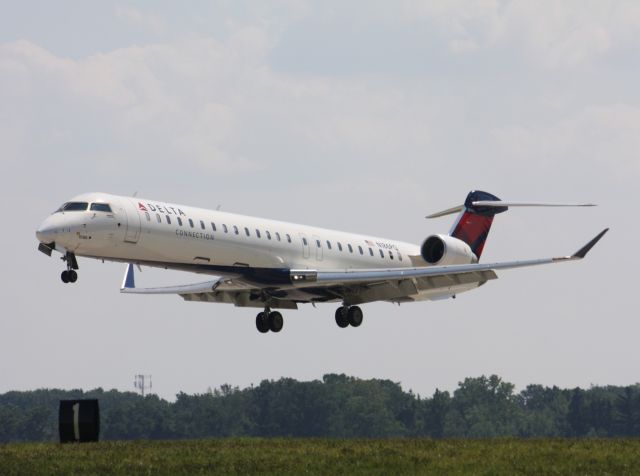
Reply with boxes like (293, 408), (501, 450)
(0, 29), (440, 183)
(271, 1), (640, 74)
(115, 6), (167, 35)
(490, 103), (640, 180)
(1, 1), (638, 190)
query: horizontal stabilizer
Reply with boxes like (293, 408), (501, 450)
(472, 201), (597, 208)
(425, 205), (464, 219)
(427, 200), (596, 219)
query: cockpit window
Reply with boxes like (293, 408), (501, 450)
(90, 203), (112, 212)
(57, 202), (88, 212)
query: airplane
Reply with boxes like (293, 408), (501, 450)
(35, 190), (608, 333)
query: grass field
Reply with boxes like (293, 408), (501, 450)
(1, 438), (639, 475)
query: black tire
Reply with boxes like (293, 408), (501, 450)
(348, 306), (363, 327)
(68, 270), (78, 283)
(61, 271), (69, 283)
(256, 312), (269, 333)
(268, 311), (284, 333)
(335, 307), (349, 328)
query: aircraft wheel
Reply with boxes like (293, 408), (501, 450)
(68, 270), (78, 283)
(335, 307), (349, 328)
(348, 306), (363, 327)
(256, 312), (269, 333)
(61, 271), (70, 283)
(268, 311), (283, 333)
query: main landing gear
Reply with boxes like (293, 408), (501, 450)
(254, 305), (365, 333)
(60, 252), (79, 284)
(335, 305), (363, 328)
(256, 308), (284, 334)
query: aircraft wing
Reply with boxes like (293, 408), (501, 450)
(287, 228), (608, 304)
(120, 229), (607, 308)
(119, 263), (297, 309)
(120, 264), (224, 294)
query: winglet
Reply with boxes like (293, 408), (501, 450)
(572, 228), (609, 259)
(121, 263), (135, 290)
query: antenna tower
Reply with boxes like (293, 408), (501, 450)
(134, 374), (152, 397)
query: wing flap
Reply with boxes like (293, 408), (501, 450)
(181, 291), (298, 309)
(415, 269), (497, 290)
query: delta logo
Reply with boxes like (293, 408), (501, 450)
(138, 202), (186, 216)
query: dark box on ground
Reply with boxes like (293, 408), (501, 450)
(59, 399), (100, 443)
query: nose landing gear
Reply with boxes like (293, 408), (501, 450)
(60, 252), (79, 284)
(61, 269), (77, 283)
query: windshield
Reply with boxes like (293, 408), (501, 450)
(56, 202), (88, 212)
(90, 203), (112, 212)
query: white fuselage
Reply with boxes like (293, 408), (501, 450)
(36, 192), (481, 302)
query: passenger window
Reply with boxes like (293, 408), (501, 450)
(90, 203), (112, 212)
(369, 248), (374, 256)
(223, 224), (228, 233)
(266, 231), (272, 240)
(189, 219), (194, 228)
(358, 246), (363, 255)
(211, 222), (217, 231)
(145, 212), (150, 222)
(379, 249), (384, 258)
(245, 227), (250, 237)
(389, 251), (394, 260)
(326, 240), (332, 250)
(286, 234), (292, 243)
(302, 237), (308, 246)
(316, 239), (321, 248)
(166, 215), (171, 224)
(256, 229), (261, 238)
(337, 242), (342, 251)
(156, 214), (161, 223)
(177, 217), (183, 226)
(200, 220), (205, 230)
(398, 252), (403, 261)
(348, 244), (353, 253)
(233, 225), (239, 235)
(275, 232), (281, 242)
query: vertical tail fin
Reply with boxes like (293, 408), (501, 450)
(427, 191), (597, 261)
(449, 191), (507, 260)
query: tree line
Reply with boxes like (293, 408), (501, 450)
(1, 374), (639, 441)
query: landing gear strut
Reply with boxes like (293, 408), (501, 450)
(256, 308), (284, 333)
(335, 305), (363, 328)
(60, 252), (79, 284)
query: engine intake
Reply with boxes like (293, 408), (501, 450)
(421, 235), (477, 265)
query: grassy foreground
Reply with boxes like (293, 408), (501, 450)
(1, 438), (639, 475)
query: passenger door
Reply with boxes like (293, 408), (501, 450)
(122, 200), (141, 244)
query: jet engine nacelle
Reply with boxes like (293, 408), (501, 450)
(420, 234), (478, 265)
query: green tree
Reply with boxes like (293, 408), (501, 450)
(421, 389), (450, 438)
(614, 386), (640, 436)
(568, 388), (588, 436)
(444, 375), (520, 437)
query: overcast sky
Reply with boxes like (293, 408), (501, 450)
(1, 1), (637, 400)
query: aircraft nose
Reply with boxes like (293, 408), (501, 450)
(36, 219), (56, 243)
